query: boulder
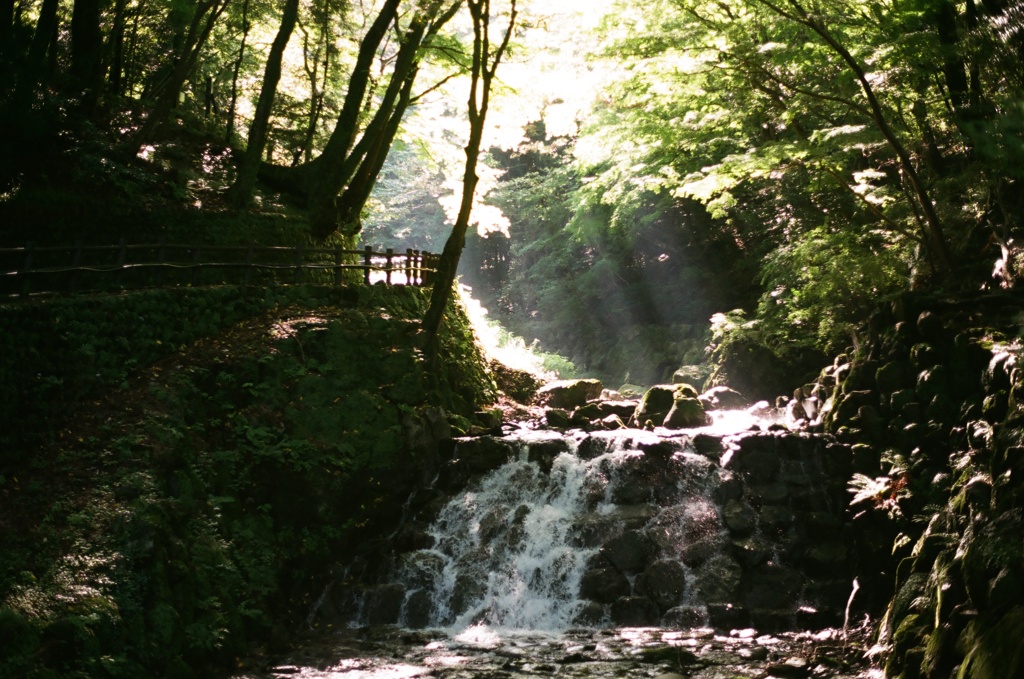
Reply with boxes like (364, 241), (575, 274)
(536, 379), (604, 409)
(672, 364), (710, 390)
(700, 385), (747, 410)
(664, 397), (711, 428)
(693, 554), (743, 603)
(544, 408), (572, 429)
(601, 529), (657, 574)
(635, 560), (687, 611)
(611, 596), (661, 626)
(634, 385), (675, 426)
(364, 583), (405, 625)
(580, 566), (631, 604)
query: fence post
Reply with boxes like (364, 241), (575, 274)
(334, 246), (344, 286)
(363, 246), (373, 285)
(385, 248), (394, 285)
(244, 244), (254, 286)
(155, 236), (167, 286)
(69, 240), (83, 293)
(19, 242), (35, 298)
(115, 237), (127, 288)
(191, 243), (202, 286)
(294, 244), (304, 284)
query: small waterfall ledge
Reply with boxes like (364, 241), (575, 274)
(325, 422), (856, 635)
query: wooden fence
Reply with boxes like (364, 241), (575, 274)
(0, 240), (440, 298)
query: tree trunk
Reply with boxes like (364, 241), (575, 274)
(306, 0), (402, 238)
(423, 0), (518, 354)
(12, 0), (59, 110)
(107, 0), (128, 95)
(0, 0), (14, 60)
(225, 0), (252, 145)
(71, 0), (104, 104)
(228, 0), (300, 207)
(131, 0), (229, 150)
(334, 65), (418, 237)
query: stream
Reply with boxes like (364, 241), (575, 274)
(233, 410), (881, 679)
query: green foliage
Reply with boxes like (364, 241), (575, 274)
(758, 225), (910, 353)
(0, 283), (493, 677)
(463, 130), (734, 386)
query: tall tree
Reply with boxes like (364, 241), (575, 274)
(423, 0), (518, 353)
(131, 0), (230, 149)
(224, 0), (253, 144)
(227, 0), (300, 207)
(70, 0), (105, 105)
(257, 0), (465, 243)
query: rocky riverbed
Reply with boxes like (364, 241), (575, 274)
(234, 624), (879, 679)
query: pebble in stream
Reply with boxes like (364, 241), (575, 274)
(233, 625), (880, 679)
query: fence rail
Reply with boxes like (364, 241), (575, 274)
(0, 240), (440, 298)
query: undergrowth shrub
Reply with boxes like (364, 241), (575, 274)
(0, 283), (495, 678)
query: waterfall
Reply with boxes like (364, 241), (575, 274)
(353, 426), (854, 634)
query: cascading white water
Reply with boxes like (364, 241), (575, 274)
(413, 442), (602, 631)
(390, 429), (728, 633)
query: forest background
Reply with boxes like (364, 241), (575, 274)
(3, 0), (1021, 397)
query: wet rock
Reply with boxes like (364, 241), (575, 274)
(768, 655), (811, 678)
(748, 482), (789, 505)
(637, 645), (698, 665)
(598, 414), (628, 430)
(831, 390), (875, 428)
(573, 402), (604, 423)
(692, 433), (725, 457)
(450, 574), (485, 618)
(662, 606), (705, 628)
(598, 400), (640, 420)
(694, 554), (743, 602)
(544, 408), (572, 428)
(454, 436), (515, 475)
(726, 434), (782, 481)
(701, 385), (747, 409)
(803, 542), (849, 574)
(758, 505), (794, 529)
(731, 536), (773, 568)
(713, 471), (744, 503)
(635, 560), (687, 611)
(400, 552), (445, 589)
(611, 596), (661, 626)
(525, 437), (572, 471)
(580, 566), (631, 604)
(537, 379), (604, 409)
(723, 499), (756, 534)
(916, 365), (950, 403)
(403, 589), (433, 628)
(744, 565), (804, 610)
(916, 310), (945, 342)
(601, 529), (657, 574)
(364, 583), (405, 625)
(706, 602), (748, 630)
(682, 536), (727, 566)
(739, 645), (770, 661)
(573, 601), (606, 626)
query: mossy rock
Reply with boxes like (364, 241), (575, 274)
(536, 379), (603, 409)
(636, 384), (699, 426)
(664, 397), (709, 428)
